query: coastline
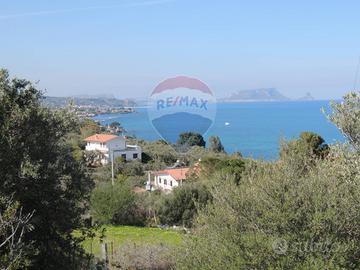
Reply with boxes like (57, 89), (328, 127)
(92, 100), (344, 160)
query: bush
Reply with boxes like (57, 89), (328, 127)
(140, 140), (178, 167)
(208, 135), (225, 153)
(199, 156), (245, 184)
(176, 132), (206, 151)
(176, 145), (360, 269)
(157, 183), (211, 227)
(176, 94), (360, 269)
(114, 159), (144, 176)
(327, 92), (360, 150)
(90, 181), (145, 226)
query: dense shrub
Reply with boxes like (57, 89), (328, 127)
(175, 93), (360, 269)
(90, 181), (145, 226)
(176, 132), (206, 151)
(114, 159), (144, 176)
(0, 69), (94, 269)
(208, 135), (225, 153)
(140, 140), (178, 167)
(176, 143), (360, 270)
(157, 183), (211, 227)
(199, 156), (245, 184)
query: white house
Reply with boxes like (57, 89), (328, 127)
(147, 168), (190, 192)
(84, 134), (141, 165)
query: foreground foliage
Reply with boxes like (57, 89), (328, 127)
(157, 183), (211, 227)
(91, 181), (144, 226)
(0, 195), (33, 270)
(0, 70), (94, 269)
(176, 92), (360, 270)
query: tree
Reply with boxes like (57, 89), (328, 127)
(157, 183), (211, 227)
(90, 181), (144, 226)
(327, 92), (360, 150)
(114, 158), (144, 177)
(176, 98), (360, 269)
(182, 146), (210, 165)
(299, 132), (329, 155)
(279, 132), (329, 176)
(208, 136), (225, 153)
(199, 157), (245, 185)
(140, 140), (178, 168)
(0, 69), (94, 269)
(80, 118), (101, 139)
(85, 150), (106, 167)
(176, 132), (206, 151)
(177, 146), (360, 269)
(109, 121), (121, 128)
(0, 195), (34, 270)
(281, 131), (329, 157)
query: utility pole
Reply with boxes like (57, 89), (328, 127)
(111, 149), (114, 186)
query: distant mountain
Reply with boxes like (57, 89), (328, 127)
(221, 88), (290, 102)
(297, 92), (315, 101)
(43, 96), (136, 108)
(132, 98), (150, 107)
(72, 94), (116, 99)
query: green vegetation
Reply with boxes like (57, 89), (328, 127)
(327, 91), (360, 150)
(109, 121), (121, 128)
(176, 132), (206, 151)
(3, 69), (360, 269)
(0, 69), (94, 270)
(208, 135), (225, 153)
(0, 195), (34, 269)
(140, 140), (178, 169)
(199, 156), (246, 184)
(157, 183), (211, 227)
(77, 225), (182, 258)
(175, 93), (360, 270)
(90, 181), (144, 226)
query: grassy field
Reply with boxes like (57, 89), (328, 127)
(77, 225), (183, 258)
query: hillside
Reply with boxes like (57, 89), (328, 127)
(221, 88), (290, 102)
(297, 92), (315, 101)
(43, 96), (136, 108)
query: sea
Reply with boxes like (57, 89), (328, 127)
(93, 101), (344, 160)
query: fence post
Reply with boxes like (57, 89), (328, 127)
(101, 243), (109, 269)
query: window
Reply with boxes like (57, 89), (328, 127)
(133, 153), (138, 159)
(159, 178), (161, 184)
(121, 154), (126, 159)
(170, 181), (173, 187)
(164, 179), (167, 185)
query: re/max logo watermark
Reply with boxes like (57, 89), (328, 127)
(157, 96), (208, 110)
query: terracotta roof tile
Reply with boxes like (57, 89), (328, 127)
(84, 134), (119, 143)
(154, 168), (190, 181)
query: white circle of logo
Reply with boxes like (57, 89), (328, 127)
(148, 76), (216, 146)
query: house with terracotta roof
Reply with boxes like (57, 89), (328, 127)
(84, 134), (141, 165)
(147, 167), (190, 192)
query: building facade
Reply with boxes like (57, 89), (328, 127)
(147, 168), (190, 192)
(85, 134), (141, 165)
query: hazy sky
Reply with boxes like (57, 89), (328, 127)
(1, 0), (359, 99)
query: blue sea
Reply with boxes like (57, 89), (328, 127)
(93, 101), (344, 160)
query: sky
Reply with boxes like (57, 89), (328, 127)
(0, 0), (359, 100)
